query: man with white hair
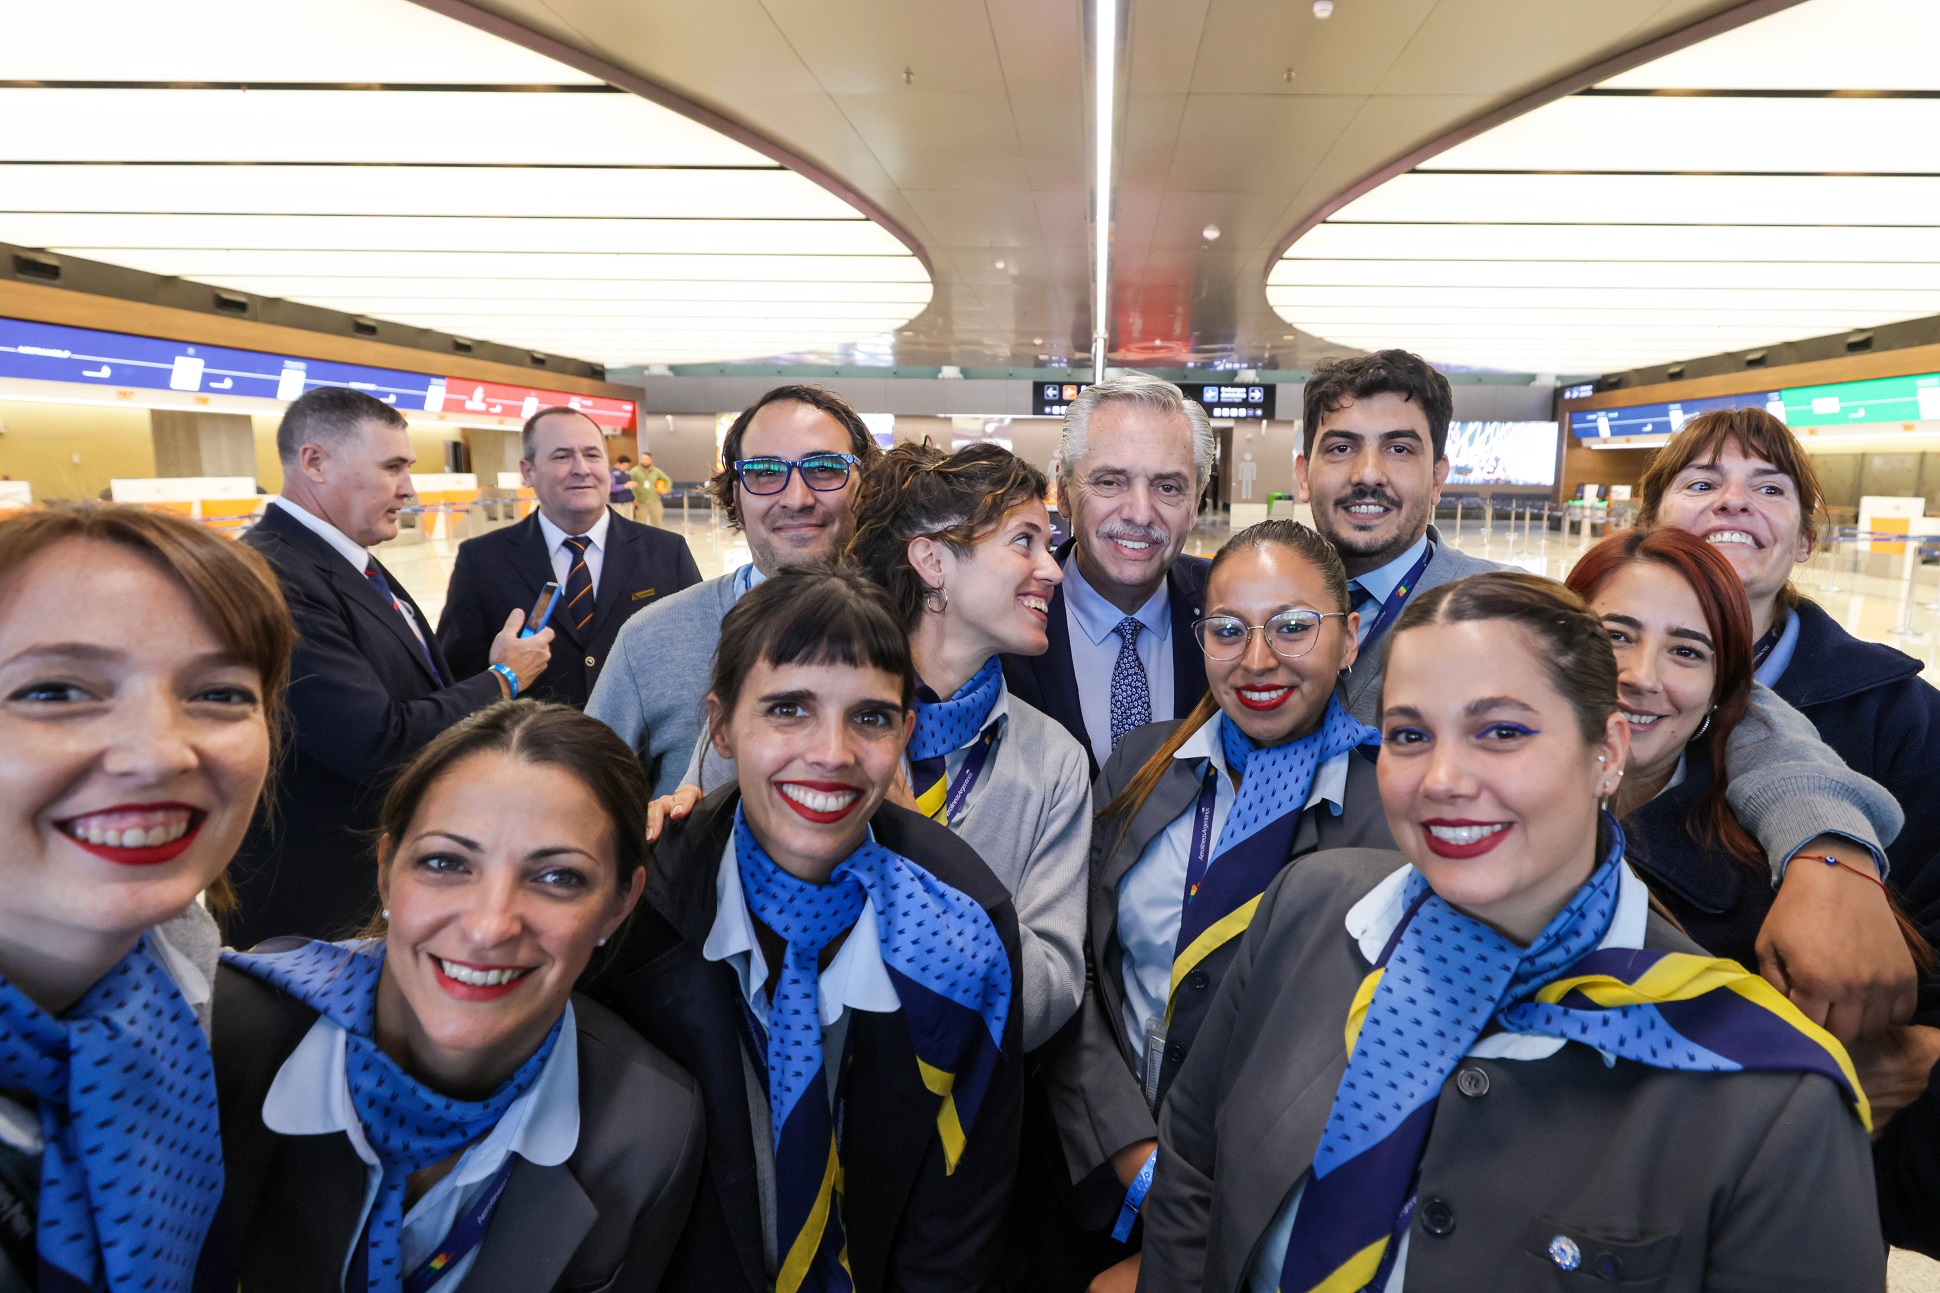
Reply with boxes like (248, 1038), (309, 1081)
(1002, 374), (1214, 776)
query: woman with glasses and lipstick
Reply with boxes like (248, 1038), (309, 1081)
(1137, 572), (1881, 1293)
(203, 702), (704, 1293)
(1045, 519), (1390, 1292)
(592, 566), (1024, 1293)
(0, 505), (292, 1293)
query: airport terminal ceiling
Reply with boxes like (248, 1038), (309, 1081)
(6, 0), (1909, 379)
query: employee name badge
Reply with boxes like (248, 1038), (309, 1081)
(1142, 1018), (1167, 1109)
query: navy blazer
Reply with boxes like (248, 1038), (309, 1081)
(1002, 542), (1212, 778)
(590, 790), (1025, 1293)
(436, 509), (701, 708)
(234, 504), (501, 947)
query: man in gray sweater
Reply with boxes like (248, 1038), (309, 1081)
(588, 384), (882, 795)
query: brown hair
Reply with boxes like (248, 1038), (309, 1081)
(710, 563), (915, 717)
(1302, 349), (1454, 460)
(706, 384), (882, 529)
(1637, 407), (1824, 613)
(0, 504), (296, 911)
(1566, 527), (1761, 870)
(846, 441), (1049, 629)
(1096, 520), (1354, 845)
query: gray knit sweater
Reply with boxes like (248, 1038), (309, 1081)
(587, 571), (738, 799)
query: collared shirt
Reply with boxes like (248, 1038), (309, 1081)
(536, 506), (612, 594)
(1753, 607), (1803, 689)
(1245, 860), (1651, 1293)
(731, 561), (768, 603)
(1115, 722), (1352, 1054)
(900, 675), (1012, 829)
(1347, 532), (1431, 644)
(269, 495), (370, 575)
(262, 1004), (582, 1293)
(1062, 555), (1175, 766)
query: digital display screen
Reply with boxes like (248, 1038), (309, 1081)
(1445, 421), (1559, 487)
(0, 315), (635, 430)
(1781, 373), (1940, 428)
(1567, 391), (1782, 440)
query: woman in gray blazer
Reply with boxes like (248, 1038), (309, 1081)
(1041, 520), (1390, 1289)
(1138, 571), (1880, 1293)
(202, 702), (704, 1293)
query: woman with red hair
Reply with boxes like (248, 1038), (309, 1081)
(1565, 527), (1922, 1035)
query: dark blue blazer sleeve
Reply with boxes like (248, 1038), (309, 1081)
(435, 536), (498, 685)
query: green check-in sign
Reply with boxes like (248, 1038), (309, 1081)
(1782, 373), (1940, 427)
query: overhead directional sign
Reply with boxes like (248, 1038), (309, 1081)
(1568, 391), (1782, 440)
(1180, 382), (1275, 420)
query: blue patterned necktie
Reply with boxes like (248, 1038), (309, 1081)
(733, 809), (1012, 1293)
(0, 935), (222, 1293)
(907, 657), (1002, 823)
(1279, 818), (1870, 1293)
(1109, 616), (1152, 750)
(223, 940), (560, 1293)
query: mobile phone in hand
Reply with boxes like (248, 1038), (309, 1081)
(521, 581), (561, 638)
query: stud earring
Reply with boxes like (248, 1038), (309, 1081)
(597, 937), (608, 947)
(380, 908), (390, 920)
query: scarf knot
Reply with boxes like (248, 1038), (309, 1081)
(908, 657), (1003, 764)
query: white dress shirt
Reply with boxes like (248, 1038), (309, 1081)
(1115, 723), (1351, 1055)
(536, 507), (612, 596)
(1061, 556), (1175, 767)
(1244, 860), (1651, 1293)
(261, 1004), (582, 1293)
(269, 496), (434, 651)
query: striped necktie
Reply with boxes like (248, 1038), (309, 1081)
(562, 535), (595, 632)
(364, 561), (442, 684)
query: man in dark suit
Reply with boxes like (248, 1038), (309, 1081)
(234, 386), (553, 947)
(438, 407), (701, 708)
(1002, 374), (1213, 777)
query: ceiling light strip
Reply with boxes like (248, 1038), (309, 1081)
(1091, 0), (1116, 381)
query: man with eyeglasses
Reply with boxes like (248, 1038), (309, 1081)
(589, 384), (882, 795)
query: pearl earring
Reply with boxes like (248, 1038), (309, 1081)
(380, 908), (390, 920)
(597, 937), (608, 947)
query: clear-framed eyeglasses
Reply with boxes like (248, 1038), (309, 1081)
(1193, 609), (1350, 661)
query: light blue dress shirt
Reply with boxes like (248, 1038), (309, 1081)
(1347, 533), (1431, 644)
(1244, 859), (1652, 1293)
(1115, 722), (1352, 1057)
(900, 678), (1010, 828)
(261, 1002), (582, 1293)
(1062, 556), (1175, 767)
(1753, 607), (1802, 689)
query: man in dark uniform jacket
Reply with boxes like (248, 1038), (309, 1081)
(234, 387), (552, 948)
(438, 407), (701, 708)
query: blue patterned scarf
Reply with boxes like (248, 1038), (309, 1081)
(1166, 699), (1378, 1018)
(0, 935), (221, 1293)
(223, 940), (561, 1293)
(734, 808), (1011, 1293)
(907, 657), (1003, 822)
(1279, 817), (1869, 1293)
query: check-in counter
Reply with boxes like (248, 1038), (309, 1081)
(406, 472), (480, 540)
(497, 471), (538, 520)
(109, 477), (263, 535)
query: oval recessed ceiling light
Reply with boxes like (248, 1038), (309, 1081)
(1202, 223), (1221, 241)
(994, 258), (1007, 270)
(1313, 0), (1334, 17)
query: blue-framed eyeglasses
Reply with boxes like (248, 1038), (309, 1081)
(730, 453), (860, 495)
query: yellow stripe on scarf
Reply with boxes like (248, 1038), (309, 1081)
(1344, 968), (1385, 1054)
(918, 1059), (968, 1174)
(1529, 950), (1870, 1132)
(1165, 895), (1264, 1026)
(1287, 1235), (1390, 1293)
(776, 1138), (843, 1293)
(914, 775), (948, 823)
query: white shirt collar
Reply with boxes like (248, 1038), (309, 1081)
(703, 832), (902, 1025)
(1173, 716), (1351, 815)
(536, 505), (612, 556)
(261, 1001), (581, 1172)
(1343, 857), (1651, 1062)
(1063, 554), (1171, 646)
(269, 495), (370, 573)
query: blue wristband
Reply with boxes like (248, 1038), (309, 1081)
(1111, 1149), (1158, 1243)
(488, 663), (520, 698)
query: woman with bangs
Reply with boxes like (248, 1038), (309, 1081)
(593, 567), (1024, 1293)
(1565, 526), (1921, 1040)
(0, 504), (292, 1293)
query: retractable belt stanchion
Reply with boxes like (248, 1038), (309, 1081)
(1891, 532), (1929, 641)
(1452, 499), (1464, 546)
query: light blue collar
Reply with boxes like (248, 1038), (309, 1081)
(1753, 607), (1802, 688)
(731, 561), (768, 602)
(1348, 532), (1430, 604)
(1062, 552), (1171, 646)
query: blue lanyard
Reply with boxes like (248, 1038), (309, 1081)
(1179, 768), (1220, 908)
(350, 1153), (517, 1293)
(939, 727), (999, 826)
(1356, 544), (1435, 649)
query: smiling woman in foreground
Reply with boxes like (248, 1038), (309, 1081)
(1134, 571), (1880, 1293)
(204, 702), (703, 1293)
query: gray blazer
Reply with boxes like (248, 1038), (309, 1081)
(588, 571), (738, 798)
(203, 969), (707, 1293)
(1045, 719), (1391, 1220)
(1137, 849), (1884, 1293)
(1341, 526), (1502, 725)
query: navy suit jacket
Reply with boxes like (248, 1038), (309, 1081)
(234, 504), (500, 947)
(436, 509), (701, 709)
(1001, 542), (1211, 777)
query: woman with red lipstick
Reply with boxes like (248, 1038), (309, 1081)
(592, 567), (1024, 1293)
(205, 702), (703, 1293)
(1044, 519), (1390, 1292)
(0, 505), (292, 1293)
(1137, 571), (1882, 1293)
(1564, 526), (1923, 1039)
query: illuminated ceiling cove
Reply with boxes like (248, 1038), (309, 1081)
(0, 0), (931, 367)
(1269, 0), (1940, 376)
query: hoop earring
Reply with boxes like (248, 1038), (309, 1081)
(922, 584), (949, 613)
(1692, 707), (1715, 741)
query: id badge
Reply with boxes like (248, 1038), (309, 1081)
(1142, 1018), (1168, 1109)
